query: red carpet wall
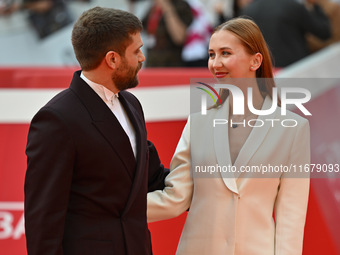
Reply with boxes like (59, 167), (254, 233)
(0, 68), (338, 255)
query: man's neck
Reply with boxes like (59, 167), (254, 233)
(82, 70), (119, 94)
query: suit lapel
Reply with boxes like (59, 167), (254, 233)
(233, 96), (277, 178)
(92, 120), (136, 179)
(69, 71), (136, 179)
(118, 92), (147, 215)
(213, 97), (239, 194)
(213, 96), (277, 190)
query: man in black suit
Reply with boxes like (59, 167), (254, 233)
(24, 7), (168, 255)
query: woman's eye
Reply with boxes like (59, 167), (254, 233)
(209, 52), (215, 58)
(222, 51), (231, 56)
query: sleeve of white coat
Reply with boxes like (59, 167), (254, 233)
(274, 118), (310, 255)
(147, 117), (193, 223)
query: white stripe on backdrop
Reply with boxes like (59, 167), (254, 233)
(0, 85), (190, 123)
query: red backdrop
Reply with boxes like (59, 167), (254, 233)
(0, 67), (339, 255)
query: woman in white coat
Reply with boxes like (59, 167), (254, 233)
(147, 17), (310, 255)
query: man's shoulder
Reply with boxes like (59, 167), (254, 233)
(31, 88), (72, 119)
(44, 88), (74, 110)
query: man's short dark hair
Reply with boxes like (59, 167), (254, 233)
(71, 7), (143, 71)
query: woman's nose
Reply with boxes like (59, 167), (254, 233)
(212, 57), (223, 68)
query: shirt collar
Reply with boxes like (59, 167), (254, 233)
(80, 72), (118, 103)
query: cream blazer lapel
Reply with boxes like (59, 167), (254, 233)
(213, 97), (238, 194)
(213, 96), (277, 183)
(233, 96), (277, 178)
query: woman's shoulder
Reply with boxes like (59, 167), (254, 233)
(190, 105), (221, 121)
(276, 105), (309, 125)
(270, 105), (310, 136)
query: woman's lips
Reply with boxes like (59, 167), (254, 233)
(215, 72), (228, 78)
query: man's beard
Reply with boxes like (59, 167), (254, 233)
(113, 59), (142, 91)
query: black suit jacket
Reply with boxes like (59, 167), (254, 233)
(241, 0), (331, 67)
(24, 71), (168, 255)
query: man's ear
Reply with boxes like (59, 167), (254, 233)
(105, 51), (120, 70)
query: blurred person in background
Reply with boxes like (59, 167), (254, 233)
(22, 0), (73, 39)
(181, 0), (213, 67)
(306, 0), (340, 52)
(142, 0), (193, 67)
(1, 0), (90, 39)
(232, 0), (253, 17)
(241, 0), (331, 67)
(211, 0), (252, 25)
(0, 0), (21, 15)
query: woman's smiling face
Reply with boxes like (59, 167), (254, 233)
(208, 30), (257, 79)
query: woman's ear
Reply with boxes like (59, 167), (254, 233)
(105, 51), (120, 70)
(250, 52), (263, 71)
